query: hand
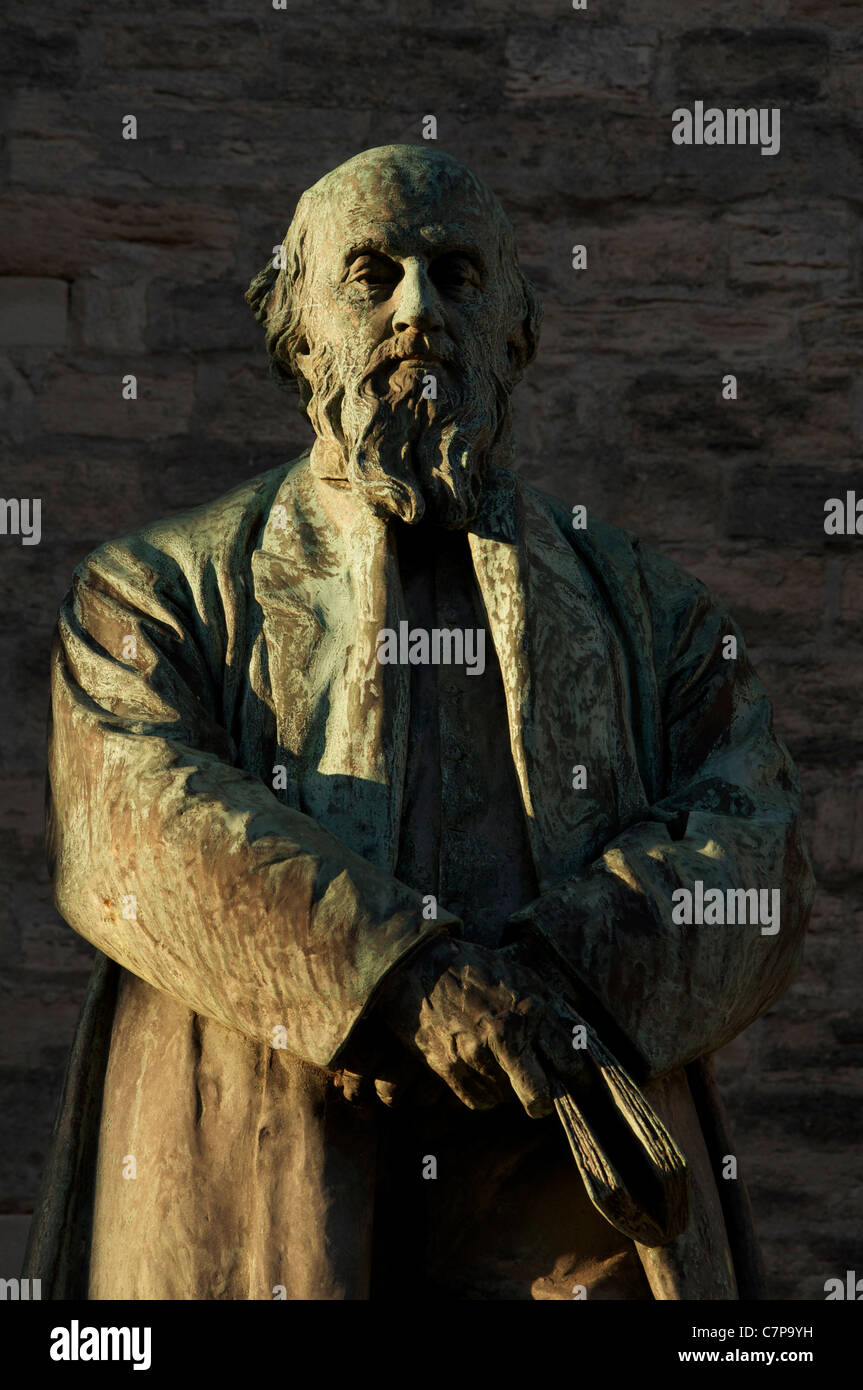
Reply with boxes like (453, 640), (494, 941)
(375, 936), (594, 1117)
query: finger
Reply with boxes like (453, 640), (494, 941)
(332, 1069), (371, 1104)
(374, 1077), (401, 1107)
(423, 1049), (506, 1110)
(371, 1048), (427, 1108)
(488, 1037), (554, 1118)
(415, 1025), (509, 1110)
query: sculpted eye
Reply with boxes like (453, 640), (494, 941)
(347, 255), (400, 289)
(431, 254), (481, 293)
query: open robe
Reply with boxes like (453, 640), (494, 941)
(24, 449), (814, 1299)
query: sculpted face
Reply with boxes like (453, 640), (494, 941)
(248, 147), (541, 527)
(298, 192), (507, 400)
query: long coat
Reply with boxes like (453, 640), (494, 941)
(24, 448), (814, 1299)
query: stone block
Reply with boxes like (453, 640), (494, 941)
(69, 274), (148, 354)
(812, 780), (863, 886)
(38, 364), (195, 438)
(727, 211), (850, 291)
(684, 545), (826, 646)
(558, 299), (791, 361)
(193, 361), (308, 446)
(0, 279), (68, 347)
(838, 558), (863, 643)
(726, 462), (855, 541)
(504, 22), (658, 106)
(146, 279), (258, 352)
(0, 196), (238, 279)
(0, 24), (79, 85)
(800, 297), (863, 371)
(671, 25), (829, 104)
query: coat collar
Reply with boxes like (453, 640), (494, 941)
(251, 450), (649, 887)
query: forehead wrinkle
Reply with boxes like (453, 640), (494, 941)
(343, 233), (487, 262)
(338, 218), (493, 270)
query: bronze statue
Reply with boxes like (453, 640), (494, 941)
(25, 145), (814, 1300)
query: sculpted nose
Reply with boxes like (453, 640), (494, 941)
(392, 259), (444, 334)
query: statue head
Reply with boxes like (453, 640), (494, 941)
(246, 145), (542, 527)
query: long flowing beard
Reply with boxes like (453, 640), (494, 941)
(304, 340), (512, 528)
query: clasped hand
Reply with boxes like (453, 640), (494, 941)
(373, 936), (594, 1117)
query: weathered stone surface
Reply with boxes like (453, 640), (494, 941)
(0, 196), (238, 278)
(683, 546), (826, 646)
(557, 300), (793, 361)
(146, 280), (260, 352)
(827, 48), (863, 108)
(192, 362), (309, 445)
(670, 26), (830, 105)
(0, 25), (79, 86)
(726, 462), (855, 540)
(137, 437), (297, 516)
(0, 279), (68, 347)
(103, 21), (263, 72)
(594, 216), (721, 286)
(757, 659), (863, 764)
(800, 297), (863, 370)
(504, 24), (658, 107)
(625, 369), (856, 460)
(726, 211), (851, 292)
(812, 781), (863, 885)
(838, 557), (863, 642)
(69, 273), (148, 354)
(38, 364), (195, 438)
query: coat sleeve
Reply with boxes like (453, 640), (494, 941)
(47, 537), (457, 1069)
(503, 546), (815, 1083)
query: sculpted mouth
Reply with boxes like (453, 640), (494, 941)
(396, 353), (442, 364)
(366, 346), (449, 381)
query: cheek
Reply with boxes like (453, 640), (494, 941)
(457, 292), (503, 329)
(458, 305), (508, 360)
(321, 290), (387, 348)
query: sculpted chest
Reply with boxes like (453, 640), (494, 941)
(239, 462), (657, 887)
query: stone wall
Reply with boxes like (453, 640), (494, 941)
(0, 0), (860, 1300)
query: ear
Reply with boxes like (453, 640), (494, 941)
(506, 273), (543, 378)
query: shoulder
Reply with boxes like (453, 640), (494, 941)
(519, 476), (642, 565)
(516, 473), (731, 659)
(517, 473), (703, 593)
(74, 457), (304, 595)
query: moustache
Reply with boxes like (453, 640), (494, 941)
(360, 333), (457, 384)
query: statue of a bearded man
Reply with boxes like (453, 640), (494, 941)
(25, 146), (813, 1301)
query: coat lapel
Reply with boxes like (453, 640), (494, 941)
(251, 455), (409, 873)
(469, 469), (650, 891)
(252, 454), (651, 890)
